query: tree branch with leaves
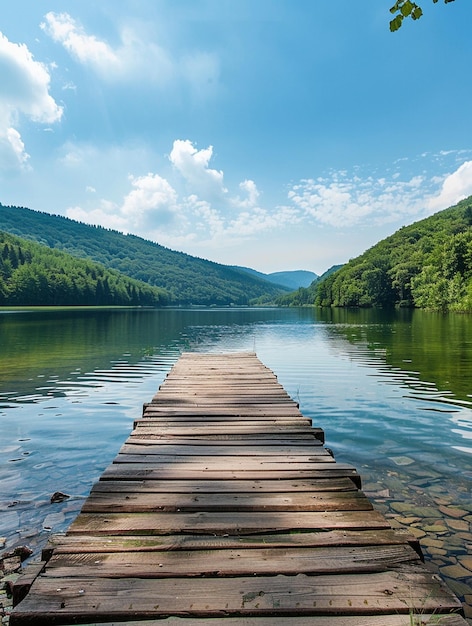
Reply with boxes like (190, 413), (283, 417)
(389, 0), (455, 31)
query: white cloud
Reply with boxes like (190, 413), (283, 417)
(0, 31), (62, 168)
(169, 139), (227, 199)
(60, 138), (299, 253)
(67, 202), (128, 233)
(59, 141), (472, 271)
(0, 127), (30, 167)
(427, 161), (472, 212)
(189, 195), (225, 238)
(233, 179), (260, 209)
(122, 172), (182, 229)
(67, 170), (186, 240)
(41, 13), (219, 93)
(41, 13), (120, 74)
(288, 172), (432, 228)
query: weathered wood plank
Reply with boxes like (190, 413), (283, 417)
(134, 412), (313, 426)
(131, 426), (325, 442)
(51, 617), (466, 626)
(44, 529), (421, 556)
(91, 477), (358, 494)
(81, 489), (372, 513)
(140, 403), (304, 416)
(45, 544), (421, 578)
(146, 395), (298, 405)
(99, 463), (362, 487)
(158, 383), (290, 391)
(142, 408), (304, 417)
(67, 509), (390, 535)
(119, 443), (326, 455)
(11, 561), (47, 607)
(127, 436), (323, 446)
(111, 455), (336, 468)
(127, 434), (322, 444)
(159, 383), (287, 390)
(10, 568), (462, 625)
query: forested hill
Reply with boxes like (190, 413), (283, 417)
(313, 196), (472, 312)
(0, 230), (167, 306)
(0, 204), (289, 305)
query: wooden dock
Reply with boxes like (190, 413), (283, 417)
(11, 352), (466, 625)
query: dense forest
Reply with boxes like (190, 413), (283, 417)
(284, 196), (472, 312)
(0, 231), (168, 306)
(0, 204), (289, 306)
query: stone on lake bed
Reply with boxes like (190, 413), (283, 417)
(440, 563), (472, 579)
(446, 518), (470, 532)
(459, 556), (472, 571)
(394, 516), (421, 525)
(438, 504), (469, 518)
(390, 501), (441, 518)
(422, 522), (448, 533)
(50, 491), (70, 503)
(405, 526), (426, 539)
(421, 537), (445, 549)
(389, 455), (415, 466)
(446, 577), (472, 598)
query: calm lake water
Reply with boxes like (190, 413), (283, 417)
(1, 306), (472, 612)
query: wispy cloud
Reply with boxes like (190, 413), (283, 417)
(41, 13), (120, 72)
(41, 12), (219, 94)
(63, 140), (472, 267)
(0, 31), (62, 168)
(287, 156), (472, 229)
(65, 139), (297, 251)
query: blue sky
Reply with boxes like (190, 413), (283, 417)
(1, 1), (472, 275)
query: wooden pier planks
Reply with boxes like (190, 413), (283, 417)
(10, 351), (466, 625)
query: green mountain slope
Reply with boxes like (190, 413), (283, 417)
(314, 196), (472, 312)
(0, 204), (289, 305)
(0, 230), (167, 306)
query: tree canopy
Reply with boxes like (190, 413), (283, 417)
(0, 230), (168, 306)
(389, 0), (455, 31)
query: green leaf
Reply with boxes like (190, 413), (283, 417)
(412, 6), (423, 20)
(400, 1), (415, 17)
(389, 15), (404, 31)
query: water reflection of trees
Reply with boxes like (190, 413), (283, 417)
(315, 308), (472, 405)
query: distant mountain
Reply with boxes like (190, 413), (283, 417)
(232, 266), (318, 290)
(275, 265), (343, 306)
(0, 204), (290, 306)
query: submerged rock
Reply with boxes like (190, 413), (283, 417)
(50, 491), (70, 503)
(389, 455), (415, 466)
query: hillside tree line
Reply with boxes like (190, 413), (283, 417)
(0, 231), (168, 307)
